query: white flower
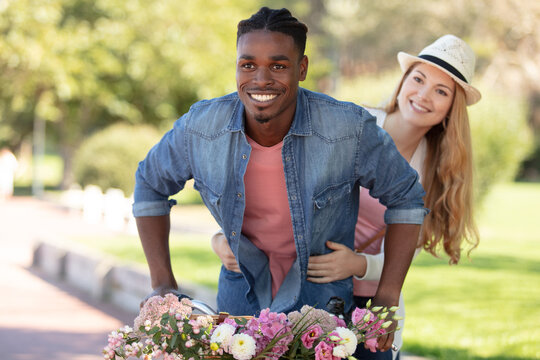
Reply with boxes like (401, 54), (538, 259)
(334, 327), (358, 356)
(333, 345), (348, 358)
(211, 323), (236, 347)
(230, 333), (256, 360)
(121, 325), (133, 333)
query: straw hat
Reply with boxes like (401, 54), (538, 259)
(397, 34), (481, 105)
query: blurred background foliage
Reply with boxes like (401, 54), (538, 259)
(73, 123), (160, 194)
(0, 0), (538, 202)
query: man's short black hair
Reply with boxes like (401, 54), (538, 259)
(237, 7), (308, 57)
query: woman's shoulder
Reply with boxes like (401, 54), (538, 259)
(363, 107), (387, 127)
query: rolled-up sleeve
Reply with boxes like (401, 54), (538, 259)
(132, 115), (192, 217)
(356, 114), (428, 225)
(384, 207), (427, 225)
(132, 199), (177, 217)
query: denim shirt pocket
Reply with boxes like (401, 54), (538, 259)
(193, 179), (223, 224)
(311, 181), (355, 254)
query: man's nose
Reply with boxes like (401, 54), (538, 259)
(254, 67), (273, 85)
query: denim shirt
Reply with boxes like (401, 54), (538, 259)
(133, 88), (427, 316)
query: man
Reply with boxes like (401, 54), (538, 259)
(133, 7), (427, 352)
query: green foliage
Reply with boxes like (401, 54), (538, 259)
(1, 0), (537, 189)
(14, 153), (64, 188)
(332, 70), (400, 106)
(170, 180), (203, 206)
(0, 0), (256, 186)
(469, 89), (534, 203)
(73, 123), (160, 195)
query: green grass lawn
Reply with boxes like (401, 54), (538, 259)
(72, 182), (539, 359)
(73, 232), (222, 290)
(402, 182), (540, 359)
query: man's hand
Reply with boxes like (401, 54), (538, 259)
(369, 302), (398, 352)
(211, 231), (241, 273)
(307, 241), (367, 283)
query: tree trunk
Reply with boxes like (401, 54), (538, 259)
(60, 144), (75, 190)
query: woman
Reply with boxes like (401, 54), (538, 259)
(211, 34), (481, 359)
(306, 34), (481, 359)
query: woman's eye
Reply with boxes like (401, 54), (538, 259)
(413, 76), (422, 83)
(436, 89), (448, 96)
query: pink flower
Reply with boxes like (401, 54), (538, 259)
(243, 308), (293, 359)
(334, 316), (346, 328)
(351, 308), (375, 328)
(301, 324), (323, 349)
(315, 341), (335, 360)
(364, 320), (387, 340)
(223, 318), (238, 328)
(134, 294), (192, 330)
(365, 338), (378, 353)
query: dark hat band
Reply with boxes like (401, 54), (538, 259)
(419, 54), (467, 83)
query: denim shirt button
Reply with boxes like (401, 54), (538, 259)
(291, 195), (297, 201)
(231, 231), (237, 237)
(237, 193), (242, 198)
(242, 154), (247, 159)
(285, 156), (290, 161)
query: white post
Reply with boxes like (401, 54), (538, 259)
(83, 185), (103, 224)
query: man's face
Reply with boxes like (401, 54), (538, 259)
(236, 30), (308, 126)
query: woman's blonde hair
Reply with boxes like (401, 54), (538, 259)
(383, 64), (479, 264)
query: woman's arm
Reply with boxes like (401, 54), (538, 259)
(356, 246), (421, 281)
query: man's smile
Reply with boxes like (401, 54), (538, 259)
(249, 93), (278, 102)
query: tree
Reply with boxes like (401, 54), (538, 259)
(0, 0), (255, 188)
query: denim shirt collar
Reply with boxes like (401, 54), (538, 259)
(225, 88), (313, 137)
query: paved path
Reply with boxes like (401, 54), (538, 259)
(0, 197), (136, 360)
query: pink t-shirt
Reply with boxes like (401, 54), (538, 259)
(354, 187), (386, 297)
(354, 108), (426, 297)
(242, 137), (296, 298)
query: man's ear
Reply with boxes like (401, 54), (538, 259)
(299, 55), (308, 81)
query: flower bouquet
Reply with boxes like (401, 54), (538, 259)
(103, 294), (399, 360)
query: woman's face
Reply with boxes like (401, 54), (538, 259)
(397, 63), (456, 131)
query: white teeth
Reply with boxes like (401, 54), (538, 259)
(411, 101), (428, 112)
(251, 94), (277, 102)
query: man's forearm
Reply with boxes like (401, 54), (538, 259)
(136, 215), (178, 290)
(373, 223), (420, 306)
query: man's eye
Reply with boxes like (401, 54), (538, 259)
(241, 63), (254, 69)
(273, 64), (286, 70)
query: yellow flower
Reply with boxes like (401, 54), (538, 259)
(210, 342), (219, 351)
